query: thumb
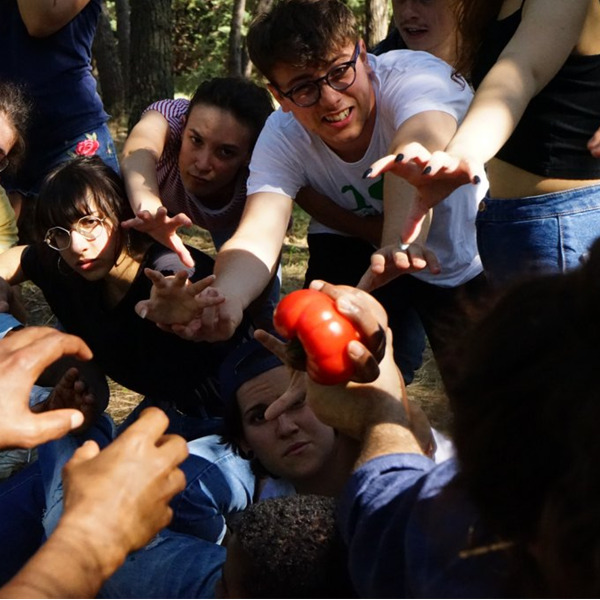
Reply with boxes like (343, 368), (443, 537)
(135, 300), (149, 319)
(22, 409), (85, 447)
(68, 439), (101, 467)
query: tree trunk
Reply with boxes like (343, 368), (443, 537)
(115, 0), (131, 103)
(228, 0), (246, 76)
(243, 0), (275, 77)
(127, 0), (173, 132)
(93, 1), (125, 119)
(365, 0), (389, 49)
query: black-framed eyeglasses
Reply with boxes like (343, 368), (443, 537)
(274, 42), (361, 108)
(44, 215), (107, 251)
(0, 153), (9, 173)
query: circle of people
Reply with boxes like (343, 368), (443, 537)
(0, 0), (600, 597)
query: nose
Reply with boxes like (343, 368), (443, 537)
(318, 81), (344, 108)
(276, 412), (300, 437)
(68, 229), (90, 252)
(193, 147), (212, 173)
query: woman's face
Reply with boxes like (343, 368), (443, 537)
(0, 113), (17, 173)
(47, 199), (120, 281)
(393, 0), (457, 63)
(237, 366), (337, 485)
(178, 104), (253, 200)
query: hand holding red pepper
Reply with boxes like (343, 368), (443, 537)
(273, 288), (363, 385)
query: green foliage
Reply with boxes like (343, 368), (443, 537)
(172, 0), (235, 95)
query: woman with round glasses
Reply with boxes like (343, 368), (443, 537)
(0, 155), (253, 440)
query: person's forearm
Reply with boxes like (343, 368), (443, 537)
(444, 60), (536, 165)
(295, 188), (383, 246)
(121, 149), (164, 216)
(17, 0), (91, 37)
(446, 0), (589, 164)
(0, 520), (124, 599)
(213, 245), (278, 311)
(356, 422), (423, 470)
(382, 174), (431, 246)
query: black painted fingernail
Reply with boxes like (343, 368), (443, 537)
(394, 153), (404, 162)
(473, 175), (481, 184)
(362, 167), (373, 179)
(422, 166), (432, 175)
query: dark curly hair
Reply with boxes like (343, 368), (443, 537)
(444, 237), (600, 596)
(0, 81), (32, 173)
(247, 0), (359, 82)
(231, 495), (354, 598)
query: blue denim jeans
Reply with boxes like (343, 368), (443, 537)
(170, 435), (255, 543)
(476, 183), (600, 288)
(0, 414), (115, 585)
(2, 123), (120, 197)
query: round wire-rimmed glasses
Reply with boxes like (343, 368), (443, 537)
(44, 215), (107, 251)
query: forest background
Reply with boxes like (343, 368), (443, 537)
(25, 0), (448, 430)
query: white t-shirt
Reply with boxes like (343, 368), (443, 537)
(248, 50), (487, 287)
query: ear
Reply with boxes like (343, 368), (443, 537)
(267, 83), (293, 113)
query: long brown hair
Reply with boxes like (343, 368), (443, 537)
(453, 0), (504, 77)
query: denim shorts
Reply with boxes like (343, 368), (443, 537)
(476, 183), (600, 287)
(3, 122), (120, 197)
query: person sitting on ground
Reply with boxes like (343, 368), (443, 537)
(0, 326), (187, 599)
(266, 253), (600, 597)
(0, 155), (253, 441)
(170, 336), (451, 545)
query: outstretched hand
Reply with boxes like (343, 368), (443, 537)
(59, 407), (188, 579)
(135, 269), (224, 325)
(366, 144), (483, 242)
(358, 241), (441, 292)
(0, 327), (93, 449)
(256, 280), (389, 422)
(121, 207), (195, 268)
(34, 367), (100, 434)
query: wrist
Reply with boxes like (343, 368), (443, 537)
(54, 513), (128, 581)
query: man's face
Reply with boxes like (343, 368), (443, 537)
(393, 0), (457, 63)
(236, 366), (336, 485)
(268, 40), (376, 162)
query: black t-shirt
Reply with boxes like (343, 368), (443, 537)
(21, 242), (251, 417)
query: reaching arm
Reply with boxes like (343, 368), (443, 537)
(16, 0), (91, 37)
(364, 0), (591, 242)
(295, 187), (383, 247)
(359, 111), (455, 290)
(445, 0), (589, 164)
(121, 110), (194, 267)
(0, 327), (93, 449)
(0, 408), (188, 599)
(178, 191), (292, 342)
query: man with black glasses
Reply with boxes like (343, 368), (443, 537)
(142, 0), (487, 386)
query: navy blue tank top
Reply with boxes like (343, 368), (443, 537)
(472, 2), (600, 179)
